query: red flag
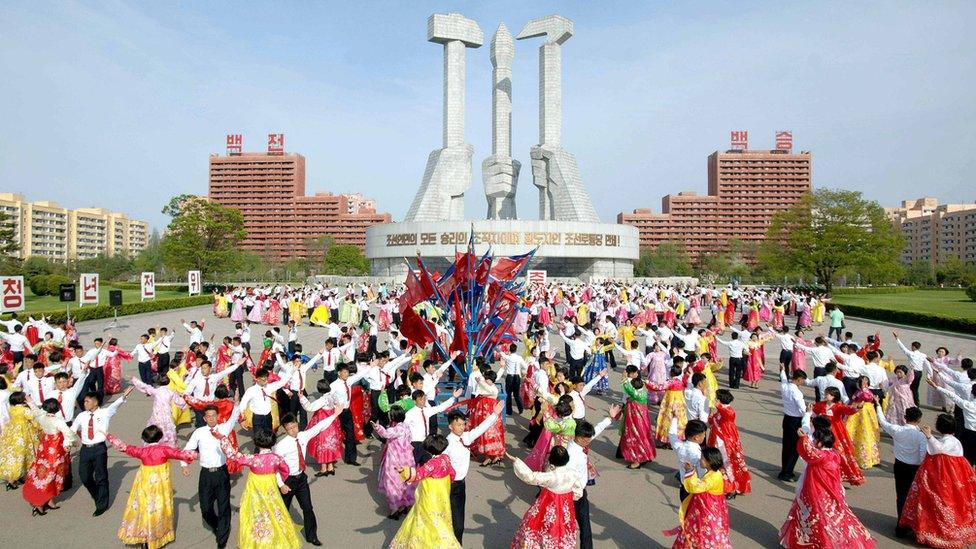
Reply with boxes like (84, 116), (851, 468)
(475, 256), (491, 285)
(489, 255), (530, 282)
(399, 269), (434, 310)
(448, 299), (467, 356)
(399, 306), (435, 346)
(453, 251), (472, 286)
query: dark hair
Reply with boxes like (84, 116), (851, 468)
(824, 387), (842, 402)
(813, 428), (835, 448)
(715, 389), (734, 405)
(936, 413), (956, 435)
(865, 350), (879, 362)
(691, 373), (706, 387)
(554, 399), (573, 418)
(41, 398), (60, 414)
(85, 391), (103, 406)
(202, 404), (219, 416)
(483, 370), (497, 383)
(395, 385), (411, 399)
(824, 362), (838, 374)
(255, 368), (270, 379)
(411, 390), (426, 401)
(894, 364), (909, 376)
(574, 420), (595, 439)
(9, 391), (26, 406)
(702, 446), (724, 471)
(155, 372), (170, 386)
(316, 379), (331, 394)
(280, 413), (297, 426)
(54, 372), (70, 381)
(214, 385), (230, 399)
(408, 373), (424, 385)
(423, 433), (449, 455)
(142, 425), (163, 444)
(548, 445), (570, 467)
(446, 410), (467, 424)
(254, 430), (276, 449)
(904, 407), (922, 423)
(811, 416), (831, 433)
(685, 419), (707, 439)
(0, 377), (6, 390)
(388, 405), (406, 424)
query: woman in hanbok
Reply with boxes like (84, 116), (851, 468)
(22, 398), (77, 515)
(389, 436), (459, 549)
(213, 290), (229, 318)
(165, 354), (194, 427)
(247, 296), (265, 323)
(468, 370), (506, 466)
(927, 347), (962, 411)
(744, 331), (772, 389)
(107, 428), (197, 548)
(513, 303), (530, 335)
(707, 389), (751, 495)
(884, 365), (915, 425)
(130, 374), (186, 447)
(262, 296), (282, 325)
(695, 352), (722, 407)
(214, 337), (232, 373)
(339, 297), (357, 324)
(845, 377), (881, 469)
(759, 298), (772, 324)
(790, 331), (809, 375)
(665, 447), (732, 549)
(650, 367), (689, 445)
(644, 342), (669, 405)
(183, 386), (242, 475)
(0, 391), (38, 490)
(899, 410), (976, 548)
(302, 382), (342, 477)
(309, 298), (331, 327)
(795, 299), (811, 330)
(582, 337), (612, 394)
(230, 295), (246, 322)
(537, 300), (552, 326)
(31, 334), (62, 366)
(685, 295), (701, 326)
(772, 301), (786, 330)
(524, 396), (575, 472)
(350, 378), (369, 442)
(377, 300), (392, 332)
(812, 387), (865, 486)
(779, 427), (875, 548)
(288, 297), (305, 326)
(812, 297), (827, 324)
(508, 446), (584, 549)
(220, 431), (305, 549)
(372, 405), (417, 519)
(103, 337), (132, 396)
(616, 371), (656, 468)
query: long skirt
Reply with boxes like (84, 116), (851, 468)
(845, 406), (880, 469)
(524, 431), (569, 472)
(468, 396), (505, 458)
(899, 453), (976, 549)
(390, 476), (460, 549)
(238, 471), (302, 549)
(511, 488), (578, 549)
(307, 408), (343, 464)
(230, 300), (246, 322)
(616, 400), (656, 464)
(655, 390), (687, 444)
(665, 492), (732, 549)
(377, 441), (416, 511)
(22, 432), (67, 508)
(582, 354), (610, 394)
(0, 412), (39, 483)
(117, 463), (178, 549)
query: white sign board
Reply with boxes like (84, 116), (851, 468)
(526, 270), (547, 287)
(188, 270), (201, 295)
(1, 276), (25, 313)
(141, 272), (156, 301)
(80, 273), (99, 305)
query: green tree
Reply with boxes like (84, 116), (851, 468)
(0, 209), (20, 259)
(322, 244), (369, 275)
(304, 235), (335, 266)
(758, 188), (904, 293)
(902, 260), (935, 286)
(935, 256), (976, 287)
(160, 196), (247, 276)
(135, 229), (165, 275)
(635, 241), (693, 277)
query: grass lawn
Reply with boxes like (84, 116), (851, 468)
(26, 287), (188, 313)
(832, 290), (976, 322)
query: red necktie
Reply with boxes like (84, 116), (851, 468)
(423, 409), (429, 437)
(345, 380), (350, 402)
(261, 388), (267, 402)
(298, 370), (304, 393)
(327, 353), (332, 368)
(87, 413), (95, 439)
(38, 380), (44, 401)
(204, 378), (211, 397)
(57, 394), (64, 417)
(295, 438), (305, 471)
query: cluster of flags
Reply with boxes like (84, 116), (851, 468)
(397, 236), (536, 380)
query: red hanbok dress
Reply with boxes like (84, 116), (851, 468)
(22, 413), (74, 508)
(511, 457), (582, 549)
(24, 324), (39, 347)
(899, 436), (976, 549)
(812, 401), (865, 486)
(306, 397), (343, 465)
(468, 389), (505, 459)
(616, 381), (656, 464)
(744, 340), (766, 382)
(350, 384), (368, 442)
(707, 402), (751, 494)
(665, 469), (732, 549)
(104, 344), (133, 395)
(779, 435), (875, 548)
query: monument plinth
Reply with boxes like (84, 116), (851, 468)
(368, 13), (638, 280)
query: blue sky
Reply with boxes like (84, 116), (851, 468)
(2, 1), (974, 230)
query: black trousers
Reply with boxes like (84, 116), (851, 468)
(368, 389), (384, 432)
(63, 456), (73, 490)
(286, 392), (306, 429)
(79, 442), (109, 511)
(287, 341), (296, 355)
(427, 400), (438, 436)
(322, 369), (338, 383)
(77, 367), (105, 408)
(199, 465), (231, 547)
(779, 349), (793, 368)
(813, 367), (827, 401)
(505, 374), (523, 414)
(282, 473), (318, 542)
(780, 415), (803, 477)
(228, 367), (246, 401)
(251, 413), (272, 436)
(893, 458), (920, 535)
(828, 326), (843, 340)
(568, 356), (585, 379)
(679, 483), (689, 504)
(575, 488), (593, 549)
(339, 409), (357, 464)
(605, 350), (617, 370)
(367, 335), (377, 360)
(728, 357), (744, 389)
(842, 377), (859, 400)
(12, 350), (24, 365)
(156, 351), (170, 372)
(910, 370), (921, 406)
(450, 479), (466, 543)
(392, 312), (400, 327)
(137, 361), (153, 385)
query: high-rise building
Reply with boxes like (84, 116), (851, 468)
(618, 137), (811, 261)
(0, 193), (149, 260)
(886, 197), (976, 266)
(207, 138), (391, 261)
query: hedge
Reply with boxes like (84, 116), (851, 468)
(832, 286), (916, 295)
(0, 295), (213, 324)
(838, 303), (976, 335)
(967, 284), (976, 303)
(28, 274), (72, 296)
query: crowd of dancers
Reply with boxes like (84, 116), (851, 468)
(0, 281), (974, 548)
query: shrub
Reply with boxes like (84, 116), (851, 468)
(838, 303), (976, 335)
(0, 295), (213, 324)
(28, 274), (71, 296)
(967, 284), (976, 303)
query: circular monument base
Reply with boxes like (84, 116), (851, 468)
(366, 220), (639, 280)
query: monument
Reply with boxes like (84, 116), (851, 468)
(368, 13), (639, 280)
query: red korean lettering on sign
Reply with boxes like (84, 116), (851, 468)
(267, 133), (284, 154)
(142, 272), (156, 300)
(226, 134), (242, 154)
(775, 130), (793, 151)
(1, 276), (24, 312)
(80, 273), (99, 305)
(188, 270), (201, 295)
(731, 130), (748, 151)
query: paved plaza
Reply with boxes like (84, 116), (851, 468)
(1, 304), (973, 548)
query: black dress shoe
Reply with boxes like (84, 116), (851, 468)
(92, 508), (107, 517)
(307, 539), (323, 546)
(346, 461), (361, 466)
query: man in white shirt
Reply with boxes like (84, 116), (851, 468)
(832, 342), (866, 397)
(49, 369), (89, 491)
(286, 320), (299, 355)
(560, 324), (590, 379)
(14, 360), (57, 403)
(330, 363), (368, 465)
(443, 401), (503, 543)
(72, 388), (131, 516)
(803, 362), (848, 402)
(716, 332), (746, 389)
(78, 336), (116, 402)
(863, 350), (890, 401)
(274, 409), (341, 547)
(182, 318), (205, 344)
(670, 415), (707, 501)
(893, 332), (927, 406)
(0, 323), (30, 364)
(876, 403), (926, 537)
(182, 403), (241, 549)
(277, 349), (321, 428)
(684, 372), (709, 423)
(778, 366), (808, 481)
(319, 338), (341, 383)
(239, 367), (291, 435)
(500, 343), (528, 415)
(569, 371), (607, 420)
(131, 333), (158, 385)
(155, 326), (174, 371)
(405, 386), (462, 464)
(184, 359), (243, 426)
(567, 405), (620, 549)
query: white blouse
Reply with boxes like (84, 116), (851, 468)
(513, 457), (584, 500)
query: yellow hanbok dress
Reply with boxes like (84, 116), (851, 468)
(167, 365), (193, 426)
(702, 361), (722, 408)
(619, 325), (637, 351)
(214, 294), (229, 317)
(845, 395), (881, 469)
(812, 300), (826, 324)
(389, 454), (459, 549)
(309, 305), (330, 326)
(0, 405), (39, 483)
(288, 300), (305, 325)
(229, 450), (301, 549)
(576, 303), (589, 326)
